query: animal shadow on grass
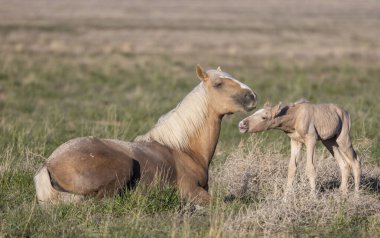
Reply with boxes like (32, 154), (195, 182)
(360, 175), (380, 194)
(318, 175), (380, 195)
(223, 173), (259, 203)
(223, 172), (380, 203)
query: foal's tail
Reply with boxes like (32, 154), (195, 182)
(34, 165), (57, 205)
(338, 110), (360, 162)
(339, 109), (362, 192)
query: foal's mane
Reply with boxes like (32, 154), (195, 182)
(135, 83), (209, 151)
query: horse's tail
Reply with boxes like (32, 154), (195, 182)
(34, 165), (57, 205)
(34, 165), (85, 206)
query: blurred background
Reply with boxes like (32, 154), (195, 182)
(1, 0), (379, 161)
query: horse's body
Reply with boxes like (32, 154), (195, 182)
(34, 65), (257, 206)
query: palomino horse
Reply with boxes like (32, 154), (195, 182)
(34, 64), (257, 206)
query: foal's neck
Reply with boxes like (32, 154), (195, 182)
(271, 112), (296, 133)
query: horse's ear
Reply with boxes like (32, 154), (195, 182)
(196, 64), (208, 81)
(217, 66), (222, 72)
(271, 101), (283, 118)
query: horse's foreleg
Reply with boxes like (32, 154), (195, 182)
(191, 187), (211, 206)
(179, 182), (210, 206)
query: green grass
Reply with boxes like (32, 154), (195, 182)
(1, 50), (380, 237)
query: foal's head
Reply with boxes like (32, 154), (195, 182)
(238, 102), (283, 133)
(196, 64), (257, 115)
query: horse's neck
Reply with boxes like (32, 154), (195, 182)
(188, 111), (222, 169)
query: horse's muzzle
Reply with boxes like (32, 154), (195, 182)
(244, 91), (257, 111)
(232, 90), (257, 112)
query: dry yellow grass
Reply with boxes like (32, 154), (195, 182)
(214, 135), (380, 235)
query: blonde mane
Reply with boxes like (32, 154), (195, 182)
(135, 83), (209, 151)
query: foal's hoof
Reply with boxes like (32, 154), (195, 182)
(354, 190), (361, 198)
(309, 191), (318, 200)
(339, 189), (349, 198)
(282, 196), (289, 203)
(195, 204), (205, 211)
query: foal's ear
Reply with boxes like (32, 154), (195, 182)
(217, 66), (222, 72)
(271, 101), (283, 118)
(196, 64), (208, 82)
(263, 101), (271, 108)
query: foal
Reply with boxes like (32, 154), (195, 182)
(239, 100), (361, 195)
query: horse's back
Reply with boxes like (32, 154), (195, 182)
(110, 139), (178, 185)
(47, 137), (135, 196)
(46, 137), (177, 196)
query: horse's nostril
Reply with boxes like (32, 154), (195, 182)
(245, 92), (256, 101)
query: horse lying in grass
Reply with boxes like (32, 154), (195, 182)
(238, 100), (361, 196)
(34, 64), (257, 206)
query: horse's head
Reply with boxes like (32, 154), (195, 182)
(196, 64), (257, 115)
(238, 102), (282, 133)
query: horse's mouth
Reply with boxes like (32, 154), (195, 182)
(245, 104), (256, 111)
(245, 100), (257, 111)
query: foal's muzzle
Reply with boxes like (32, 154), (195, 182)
(238, 119), (249, 133)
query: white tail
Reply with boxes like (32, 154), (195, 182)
(34, 165), (84, 206)
(34, 166), (57, 205)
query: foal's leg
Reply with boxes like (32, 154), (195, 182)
(305, 136), (317, 195)
(336, 111), (361, 193)
(337, 145), (361, 193)
(333, 148), (350, 194)
(349, 149), (361, 193)
(322, 139), (348, 193)
(337, 138), (361, 192)
(286, 139), (302, 193)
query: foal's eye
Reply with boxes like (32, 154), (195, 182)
(213, 82), (223, 88)
(261, 116), (267, 120)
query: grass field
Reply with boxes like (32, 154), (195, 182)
(1, 0), (380, 237)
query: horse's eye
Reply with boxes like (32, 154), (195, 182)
(261, 116), (267, 120)
(213, 82), (223, 88)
